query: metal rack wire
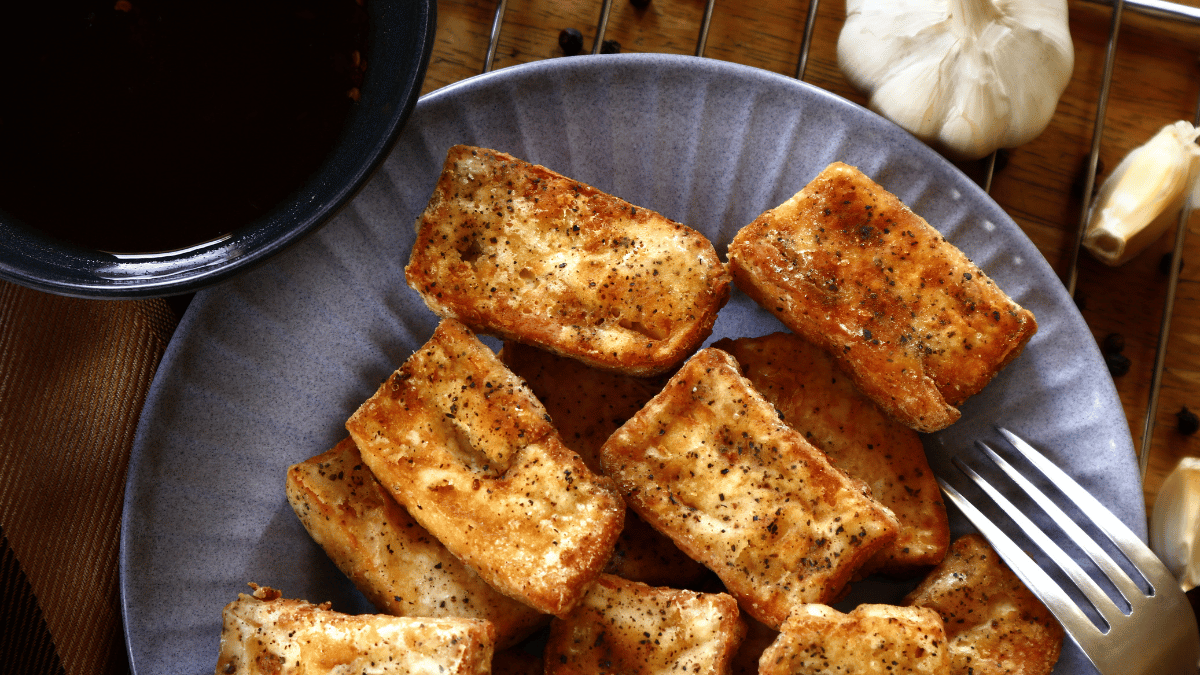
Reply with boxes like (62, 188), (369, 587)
(481, 0), (1200, 484)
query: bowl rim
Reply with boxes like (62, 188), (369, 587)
(0, 0), (437, 299)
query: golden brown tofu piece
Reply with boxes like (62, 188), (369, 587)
(714, 332), (949, 576)
(727, 162), (1037, 432)
(599, 348), (900, 629)
(758, 603), (950, 675)
(285, 438), (547, 649)
(904, 534), (1064, 675)
(406, 145), (732, 376)
(345, 319), (625, 617)
(499, 341), (709, 588)
(544, 574), (745, 675)
(214, 584), (495, 675)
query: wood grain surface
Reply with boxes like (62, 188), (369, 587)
(420, 0), (1200, 519)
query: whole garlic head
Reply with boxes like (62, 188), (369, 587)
(1150, 457), (1200, 592)
(838, 0), (1074, 161)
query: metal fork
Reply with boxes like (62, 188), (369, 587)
(938, 427), (1200, 675)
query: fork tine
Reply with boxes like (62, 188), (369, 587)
(951, 455), (1124, 628)
(949, 429), (1200, 675)
(976, 440), (1144, 605)
(996, 427), (1176, 590)
(936, 476), (1106, 654)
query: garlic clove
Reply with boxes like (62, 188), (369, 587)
(1150, 456), (1200, 592)
(1083, 121), (1200, 266)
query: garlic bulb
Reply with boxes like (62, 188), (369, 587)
(837, 0), (1074, 161)
(1082, 121), (1200, 266)
(1150, 457), (1200, 592)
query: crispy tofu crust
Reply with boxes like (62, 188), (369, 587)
(544, 574), (746, 675)
(345, 319), (625, 617)
(714, 333), (949, 576)
(903, 534), (1064, 675)
(758, 603), (950, 675)
(599, 348), (900, 628)
(214, 584), (495, 675)
(406, 145), (732, 376)
(285, 438), (547, 649)
(499, 341), (709, 588)
(727, 162), (1037, 432)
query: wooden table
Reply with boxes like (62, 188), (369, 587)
(420, 0), (1200, 517)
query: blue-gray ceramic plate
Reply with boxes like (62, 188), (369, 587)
(121, 54), (1136, 675)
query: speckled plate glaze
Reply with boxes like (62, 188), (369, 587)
(121, 54), (1136, 675)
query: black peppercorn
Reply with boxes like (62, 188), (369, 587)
(558, 28), (584, 56)
(1178, 407), (1199, 435)
(1104, 351), (1130, 377)
(630, 0), (651, 7)
(600, 39), (621, 54)
(1160, 252), (1184, 276)
(1102, 332), (1125, 355)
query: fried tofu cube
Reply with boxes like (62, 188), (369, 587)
(285, 438), (547, 648)
(758, 603), (949, 675)
(215, 584), (495, 675)
(406, 145), (731, 376)
(544, 574), (745, 675)
(728, 162), (1037, 432)
(903, 534), (1064, 675)
(714, 332), (949, 576)
(346, 319), (625, 616)
(599, 348), (900, 628)
(499, 341), (709, 588)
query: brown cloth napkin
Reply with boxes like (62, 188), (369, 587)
(0, 280), (178, 675)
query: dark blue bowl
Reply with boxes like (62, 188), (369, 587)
(0, 0), (435, 298)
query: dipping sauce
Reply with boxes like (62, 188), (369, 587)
(0, 0), (367, 253)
